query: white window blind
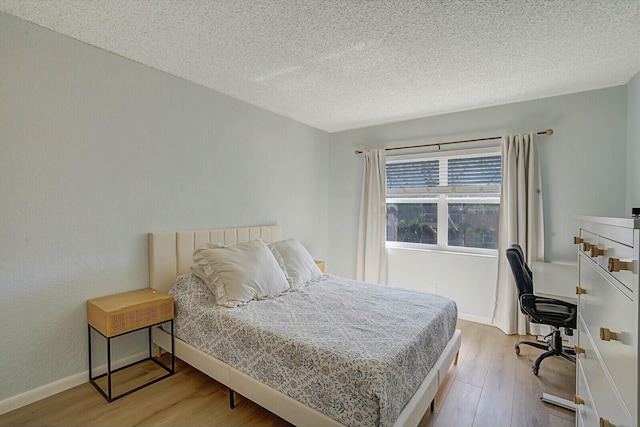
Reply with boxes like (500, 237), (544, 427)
(387, 154), (501, 195)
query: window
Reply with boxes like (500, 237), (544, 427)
(386, 148), (501, 252)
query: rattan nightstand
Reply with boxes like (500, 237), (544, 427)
(87, 288), (175, 402)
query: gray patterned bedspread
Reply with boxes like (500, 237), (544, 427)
(166, 274), (457, 427)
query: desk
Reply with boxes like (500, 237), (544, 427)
(531, 262), (578, 412)
(531, 262), (577, 347)
(531, 262), (577, 303)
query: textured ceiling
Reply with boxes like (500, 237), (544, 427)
(1, 1), (640, 132)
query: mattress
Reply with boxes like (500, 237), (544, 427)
(167, 274), (457, 427)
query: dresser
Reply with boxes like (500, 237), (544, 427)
(575, 216), (638, 427)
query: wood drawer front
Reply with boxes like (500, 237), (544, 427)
(580, 259), (637, 415)
(578, 315), (633, 426)
(107, 301), (174, 336)
(593, 235), (636, 294)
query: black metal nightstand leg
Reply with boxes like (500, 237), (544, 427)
(171, 320), (175, 373)
(107, 336), (112, 400)
(88, 325), (92, 381)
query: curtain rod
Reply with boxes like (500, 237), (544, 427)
(354, 129), (554, 155)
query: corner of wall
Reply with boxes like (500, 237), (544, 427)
(627, 71), (640, 213)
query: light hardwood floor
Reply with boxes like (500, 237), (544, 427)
(0, 320), (575, 427)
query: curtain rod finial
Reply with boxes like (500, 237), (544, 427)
(545, 129), (553, 136)
(355, 150), (363, 155)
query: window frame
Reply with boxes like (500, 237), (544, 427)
(385, 146), (501, 256)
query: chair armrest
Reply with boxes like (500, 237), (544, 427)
(519, 293), (544, 323)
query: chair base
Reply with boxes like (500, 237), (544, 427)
(514, 328), (575, 376)
(539, 392), (576, 412)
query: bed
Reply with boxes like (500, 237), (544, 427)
(149, 225), (461, 427)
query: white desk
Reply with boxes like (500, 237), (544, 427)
(531, 262), (577, 303)
(531, 261), (578, 412)
(531, 262), (578, 346)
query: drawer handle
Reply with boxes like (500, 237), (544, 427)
(590, 246), (604, 257)
(575, 286), (587, 295)
(608, 257), (630, 272)
(599, 417), (615, 427)
(574, 236), (584, 244)
(574, 345), (585, 355)
(582, 242), (594, 251)
(599, 327), (619, 342)
(573, 395), (584, 405)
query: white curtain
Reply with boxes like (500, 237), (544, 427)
(356, 149), (387, 284)
(492, 133), (544, 335)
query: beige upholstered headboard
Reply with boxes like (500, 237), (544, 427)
(148, 225), (283, 293)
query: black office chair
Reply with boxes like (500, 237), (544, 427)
(506, 244), (577, 375)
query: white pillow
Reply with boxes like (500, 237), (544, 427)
(190, 242), (225, 282)
(269, 238), (323, 289)
(192, 239), (290, 307)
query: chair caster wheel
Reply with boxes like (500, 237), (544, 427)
(515, 345), (520, 356)
(532, 366), (539, 376)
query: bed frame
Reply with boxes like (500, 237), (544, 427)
(148, 225), (461, 427)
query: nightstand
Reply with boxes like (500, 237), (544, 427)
(87, 288), (175, 402)
(315, 260), (326, 273)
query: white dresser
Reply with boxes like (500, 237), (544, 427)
(575, 216), (638, 427)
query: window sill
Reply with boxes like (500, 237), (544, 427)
(386, 242), (498, 258)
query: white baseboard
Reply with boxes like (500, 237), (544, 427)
(0, 371), (87, 416)
(0, 350), (148, 416)
(457, 313), (493, 325)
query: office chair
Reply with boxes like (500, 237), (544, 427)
(506, 244), (577, 375)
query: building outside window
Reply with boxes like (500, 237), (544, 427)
(386, 147), (501, 254)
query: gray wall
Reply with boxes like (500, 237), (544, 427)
(327, 87), (628, 279)
(627, 71), (640, 212)
(0, 12), (330, 401)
